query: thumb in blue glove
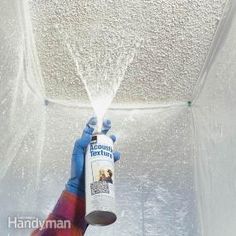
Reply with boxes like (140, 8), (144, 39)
(66, 117), (121, 197)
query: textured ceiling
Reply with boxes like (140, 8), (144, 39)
(29, 0), (226, 106)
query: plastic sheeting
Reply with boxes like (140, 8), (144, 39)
(192, 1), (236, 235)
(0, 1), (236, 236)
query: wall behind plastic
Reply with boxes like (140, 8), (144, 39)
(193, 2), (236, 235)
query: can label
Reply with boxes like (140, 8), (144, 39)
(85, 134), (115, 214)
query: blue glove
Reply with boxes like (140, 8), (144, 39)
(65, 117), (121, 197)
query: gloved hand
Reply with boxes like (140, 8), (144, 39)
(66, 117), (121, 197)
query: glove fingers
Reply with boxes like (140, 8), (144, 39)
(113, 151), (121, 162)
(73, 117), (97, 154)
(110, 134), (116, 143)
(101, 119), (111, 134)
(73, 133), (91, 155)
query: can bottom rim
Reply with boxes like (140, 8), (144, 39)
(85, 210), (117, 226)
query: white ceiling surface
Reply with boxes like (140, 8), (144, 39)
(29, 0), (227, 106)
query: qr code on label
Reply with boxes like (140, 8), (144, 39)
(90, 181), (109, 195)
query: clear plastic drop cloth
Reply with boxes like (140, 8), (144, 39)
(192, 1), (236, 235)
(0, 1), (236, 236)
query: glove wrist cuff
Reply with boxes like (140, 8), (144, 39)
(65, 180), (85, 198)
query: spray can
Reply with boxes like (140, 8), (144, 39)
(85, 133), (116, 225)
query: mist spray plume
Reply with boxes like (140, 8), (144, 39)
(55, 25), (141, 131)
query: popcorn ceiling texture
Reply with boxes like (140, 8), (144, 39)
(29, 0), (226, 105)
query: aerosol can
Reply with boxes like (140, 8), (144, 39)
(85, 133), (116, 225)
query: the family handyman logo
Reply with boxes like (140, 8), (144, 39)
(8, 216), (71, 230)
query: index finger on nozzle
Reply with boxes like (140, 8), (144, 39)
(84, 117), (97, 135)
